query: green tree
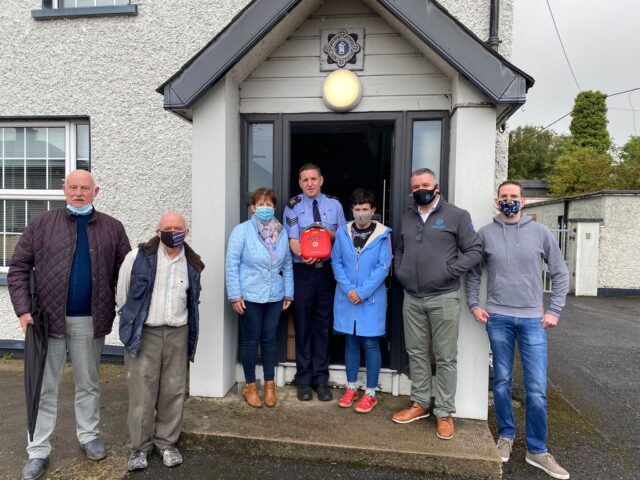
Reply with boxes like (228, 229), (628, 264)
(569, 90), (611, 153)
(508, 126), (566, 179)
(614, 136), (640, 189)
(548, 146), (613, 196)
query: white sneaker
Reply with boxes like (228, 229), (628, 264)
(496, 437), (513, 463)
(526, 452), (570, 479)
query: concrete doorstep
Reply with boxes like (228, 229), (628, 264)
(182, 384), (502, 480)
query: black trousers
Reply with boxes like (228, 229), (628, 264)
(292, 263), (335, 385)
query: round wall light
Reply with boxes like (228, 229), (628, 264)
(322, 69), (363, 112)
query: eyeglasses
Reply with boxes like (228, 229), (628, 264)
(416, 224), (424, 242)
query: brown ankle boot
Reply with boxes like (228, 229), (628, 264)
(242, 382), (263, 408)
(264, 380), (277, 407)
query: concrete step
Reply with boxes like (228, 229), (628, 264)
(182, 385), (502, 479)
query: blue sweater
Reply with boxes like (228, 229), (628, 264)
(66, 213), (92, 316)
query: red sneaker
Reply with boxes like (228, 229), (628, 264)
(338, 388), (359, 408)
(355, 394), (378, 413)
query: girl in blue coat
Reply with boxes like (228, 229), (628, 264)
(332, 189), (392, 413)
(226, 188), (293, 408)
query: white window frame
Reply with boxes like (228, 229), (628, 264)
(0, 120), (90, 272)
(51, 0), (130, 7)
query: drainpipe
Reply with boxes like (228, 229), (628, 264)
(487, 0), (501, 51)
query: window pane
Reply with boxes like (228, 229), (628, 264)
(27, 200), (48, 224)
(48, 128), (65, 159)
(4, 157), (24, 189)
(76, 0), (95, 7)
(48, 158), (65, 190)
(115, 0), (129, 4)
(58, 0), (77, 7)
(25, 128), (47, 159)
(3, 127), (24, 158)
(76, 124), (90, 170)
(3, 234), (21, 268)
(50, 200), (66, 210)
(412, 121), (442, 179)
(5, 200), (26, 233)
(26, 158), (47, 189)
(247, 123), (274, 193)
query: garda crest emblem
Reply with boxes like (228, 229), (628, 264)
(320, 29), (364, 71)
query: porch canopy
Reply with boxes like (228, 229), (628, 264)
(157, 0), (533, 123)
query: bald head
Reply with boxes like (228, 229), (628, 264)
(157, 212), (188, 232)
(63, 169), (99, 208)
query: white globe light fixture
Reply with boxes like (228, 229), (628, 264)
(322, 69), (363, 112)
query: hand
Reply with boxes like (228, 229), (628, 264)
(348, 290), (361, 304)
(231, 299), (246, 315)
(542, 313), (559, 329)
(19, 313), (33, 334)
(282, 299), (292, 311)
(303, 257), (319, 264)
(472, 308), (489, 324)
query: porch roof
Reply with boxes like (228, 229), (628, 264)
(157, 0), (534, 122)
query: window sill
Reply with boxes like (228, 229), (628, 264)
(0, 274), (7, 286)
(32, 5), (137, 20)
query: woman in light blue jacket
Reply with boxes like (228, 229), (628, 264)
(331, 189), (392, 414)
(226, 187), (293, 408)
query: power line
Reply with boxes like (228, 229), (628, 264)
(545, 0), (581, 91)
(514, 87), (640, 142)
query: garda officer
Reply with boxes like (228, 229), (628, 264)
(284, 163), (346, 402)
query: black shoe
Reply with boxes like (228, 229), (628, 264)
(313, 383), (333, 401)
(297, 384), (312, 401)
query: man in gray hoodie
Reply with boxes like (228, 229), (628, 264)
(466, 181), (570, 480)
(392, 168), (482, 440)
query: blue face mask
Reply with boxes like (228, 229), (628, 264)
(255, 206), (275, 222)
(66, 204), (93, 215)
(499, 199), (521, 217)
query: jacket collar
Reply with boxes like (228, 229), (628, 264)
(64, 206), (98, 223)
(139, 236), (205, 273)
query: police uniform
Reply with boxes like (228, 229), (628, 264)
(284, 193), (346, 386)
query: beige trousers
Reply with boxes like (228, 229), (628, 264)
(124, 324), (188, 451)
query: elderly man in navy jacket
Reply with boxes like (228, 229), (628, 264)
(117, 212), (204, 472)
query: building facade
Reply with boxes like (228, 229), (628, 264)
(0, 0), (532, 420)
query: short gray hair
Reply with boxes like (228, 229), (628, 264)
(410, 168), (437, 182)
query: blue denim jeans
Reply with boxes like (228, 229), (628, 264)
(344, 334), (381, 389)
(239, 301), (282, 383)
(487, 314), (548, 454)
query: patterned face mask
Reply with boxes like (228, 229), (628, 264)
(160, 230), (186, 248)
(498, 199), (521, 217)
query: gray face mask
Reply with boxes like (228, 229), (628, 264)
(353, 211), (373, 227)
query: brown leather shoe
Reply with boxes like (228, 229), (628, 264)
(242, 382), (263, 408)
(437, 415), (455, 439)
(264, 380), (277, 407)
(392, 402), (430, 424)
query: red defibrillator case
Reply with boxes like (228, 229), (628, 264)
(300, 225), (331, 260)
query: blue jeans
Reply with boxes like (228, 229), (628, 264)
(344, 334), (381, 389)
(487, 314), (548, 454)
(239, 301), (282, 383)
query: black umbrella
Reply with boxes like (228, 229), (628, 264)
(24, 270), (49, 442)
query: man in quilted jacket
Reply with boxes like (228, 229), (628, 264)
(8, 169), (130, 480)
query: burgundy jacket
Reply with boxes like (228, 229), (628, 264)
(8, 207), (131, 338)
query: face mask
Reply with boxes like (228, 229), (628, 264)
(254, 206), (275, 222)
(66, 204), (93, 215)
(353, 211), (373, 227)
(413, 186), (438, 206)
(499, 199), (521, 217)
(160, 230), (186, 249)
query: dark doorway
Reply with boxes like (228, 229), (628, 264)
(287, 121), (394, 367)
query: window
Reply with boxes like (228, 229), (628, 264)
(0, 120), (90, 271)
(411, 120), (442, 179)
(32, 0), (137, 19)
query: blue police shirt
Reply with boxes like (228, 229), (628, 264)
(283, 193), (346, 263)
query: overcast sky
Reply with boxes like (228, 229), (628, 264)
(509, 0), (640, 147)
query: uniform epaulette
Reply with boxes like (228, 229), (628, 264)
(325, 194), (340, 201)
(287, 195), (302, 208)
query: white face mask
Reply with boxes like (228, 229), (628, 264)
(353, 210), (373, 227)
